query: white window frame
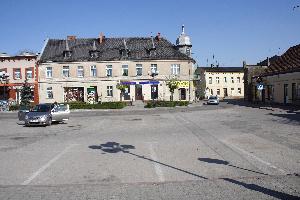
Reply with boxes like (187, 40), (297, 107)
(209, 77), (212, 84)
(106, 65), (112, 77)
(171, 64), (180, 75)
(122, 65), (128, 76)
(26, 68), (33, 79)
(136, 64), (143, 76)
(46, 87), (53, 99)
(77, 66), (84, 78)
(224, 77), (227, 83)
(46, 67), (53, 78)
(150, 64), (158, 73)
(90, 65), (97, 77)
(62, 66), (70, 77)
(14, 69), (21, 79)
(237, 77), (240, 83)
(107, 86), (113, 97)
(216, 77), (220, 84)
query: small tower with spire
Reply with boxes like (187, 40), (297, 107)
(176, 24), (192, 57)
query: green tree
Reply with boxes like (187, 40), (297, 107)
(116, 83), (128, 102)
(20, 79), (33, 106)
(167, 79), (179, 101)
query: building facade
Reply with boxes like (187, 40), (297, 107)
(196, 67), (244, 99)
(0, 52), (38, 104)
(256, 44), (300, 105)
(38, 27), (196, 103)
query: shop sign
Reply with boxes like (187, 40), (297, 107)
(139, 81), (160, 85)
(121, 82), (136, 85)
(176, 81), (189, 88)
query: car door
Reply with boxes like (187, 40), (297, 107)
(51, 104), (70, 122)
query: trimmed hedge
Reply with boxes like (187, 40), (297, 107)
(9, 105), (20, 111)
(69, 102), (127, 109)
(145, 101), (189, 108)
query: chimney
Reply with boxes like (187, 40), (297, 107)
(155, 32), (161, 41)
(99, 32), (105, 44)
(67, 35), (76, 41)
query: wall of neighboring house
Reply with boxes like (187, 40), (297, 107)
(0, 57), (38, 104)
(38, 60), (195, 103)
(204, 71), (244, 99)
(265, 72), (300, 105)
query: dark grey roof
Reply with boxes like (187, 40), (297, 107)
(195, 67), (244, 74)
(40, 37), (194, 62)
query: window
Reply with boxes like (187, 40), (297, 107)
(46, 87), (53, 99)
(209, 77), (212, 84)
(90, 65), (97, 77)
(14, 68), (21, 79)
(107, 86), (113, 96)
(62, 66), (70, 77)
(231, 77), (234, 83)
(46, 67), (52, 78)
(237, 77), (240, 83)
(216, 77), (220, 84)
(26, 68), (33, 79)
(238, 88), (241, 94)
(217, 89), (220, 95)
(150, 64), (157, 73)
(122, 65), (128, 76)
(224, 77), (227, 83)
(77, 66), (84, 78)
(171, 64), (180, 75)
(136, 64), (142, 76)
(106, 65), (112, 77)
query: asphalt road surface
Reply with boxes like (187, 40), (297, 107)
(0, 102), (299, 199)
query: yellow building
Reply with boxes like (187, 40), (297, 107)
(196, 67), (244, 99)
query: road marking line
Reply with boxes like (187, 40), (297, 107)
(224, 142), (286, 174)
(21, 144), (77, 185)
(148, 143), (165, 182)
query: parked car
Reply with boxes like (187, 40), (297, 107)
(0, 100), (8, 111)
(207, 95), (219, 105)
(18, 105), (31, 121)
(21, 103), (70, 126)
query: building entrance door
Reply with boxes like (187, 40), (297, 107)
(151, 85), (158, 100)
(223, 88), (228, 97)
(135, 84), (143, 100)
(179, 88), (186, 100)
(284, 84), (288, 104)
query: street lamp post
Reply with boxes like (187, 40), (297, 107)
(149, 69), (159, 103)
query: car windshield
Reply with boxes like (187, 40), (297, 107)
(209, 96), (217, 99)
(32, 104), (51, 112)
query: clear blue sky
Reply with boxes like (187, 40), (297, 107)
(1, 0), (299, 66)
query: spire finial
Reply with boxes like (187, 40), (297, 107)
(182, 24), (185, 34)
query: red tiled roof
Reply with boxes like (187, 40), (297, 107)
(263, 44), (300, 76)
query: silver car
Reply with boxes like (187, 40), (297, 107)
(22, 103), (70, 126)
(207, 95), (220, 105)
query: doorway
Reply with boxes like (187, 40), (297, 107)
(284, 84), (288, 104)
(135, 84), (143, 100)
(179, 88), (186, 100)
(223, 88), (228, 97)
(151, 85), (158, 100)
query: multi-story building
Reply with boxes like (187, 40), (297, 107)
(196, 67), (244, 99)
(38, 26), (196, 103)
(0, 52), (38, 104)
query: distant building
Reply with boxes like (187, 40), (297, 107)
(195, 67), (244, 99)
(256, 44), (300, 105)
(0, 52), (38, 104)
(38, 26), (196, 103)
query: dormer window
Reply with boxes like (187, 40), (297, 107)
(120, 49), (130, 58)
(89, 50), (99, 58)
(63, 50), (72, 58)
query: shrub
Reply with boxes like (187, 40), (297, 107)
(144, 101), (189, 108)
(68, 101), (126, 109)
(9, 105), (20, 111)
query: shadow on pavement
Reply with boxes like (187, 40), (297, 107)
(223, 99), (300, 123)
(198, 158), (269, 176)
(89, 142), (207, 180)
(222, 178), (300, 200)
